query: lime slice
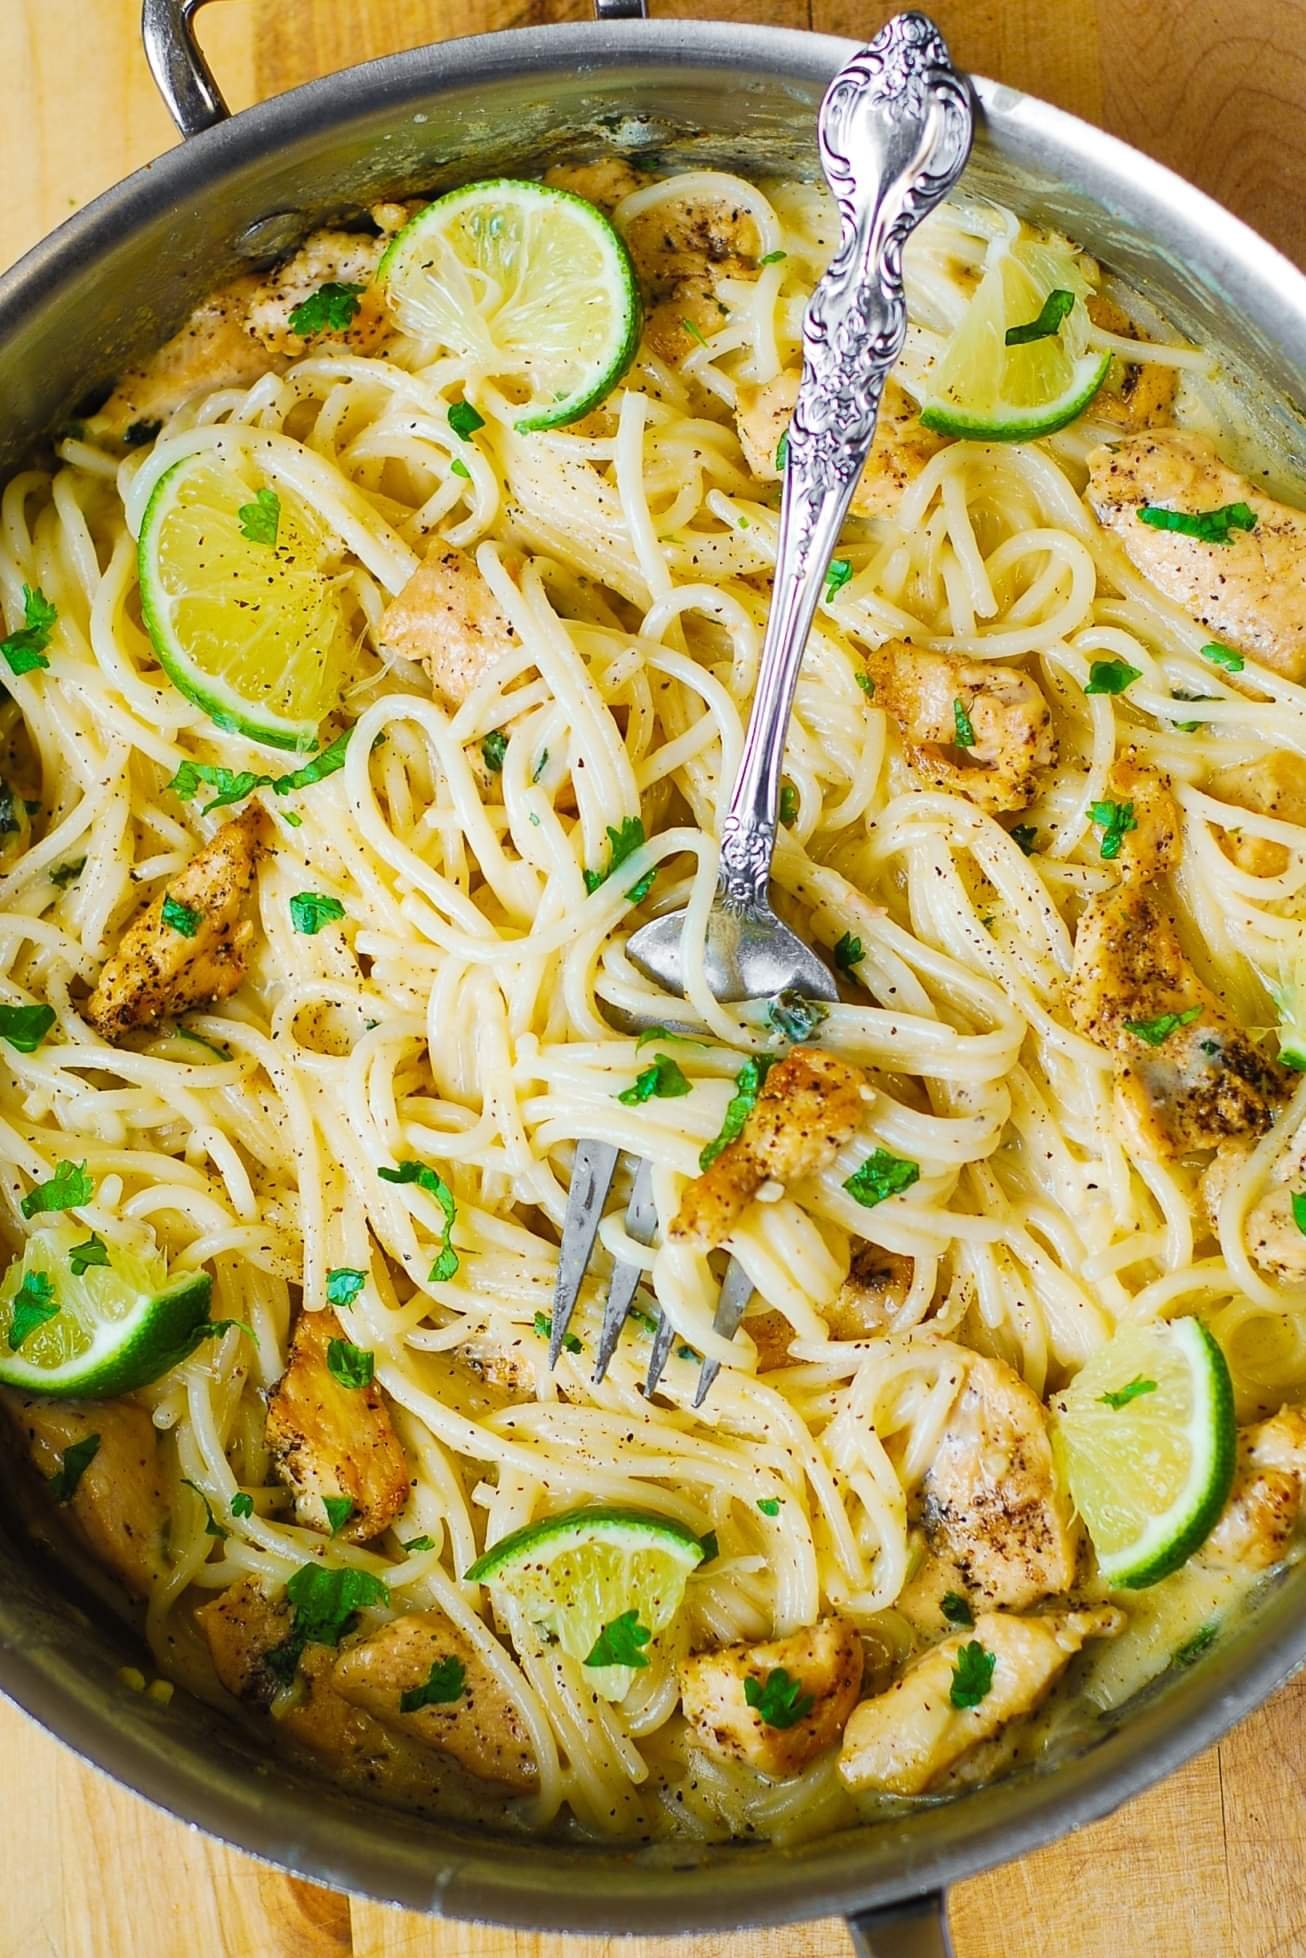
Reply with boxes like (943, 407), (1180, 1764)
(1052, 1318), (1236, 1589)
(377, 179), (641, 432)
(920, 233), (1111, 441)
(466, 1505), (704, 1699)
(0, 1226), (214, 1398)
(139, 453), (352, 752)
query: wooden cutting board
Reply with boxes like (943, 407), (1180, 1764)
(1, 3), (1303, 1953)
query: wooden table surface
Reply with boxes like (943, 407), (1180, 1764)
(2, 2), (1304, 1954)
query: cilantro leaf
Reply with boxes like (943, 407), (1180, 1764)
(403, 1534), (435, 1554)
(237, 487), (280, 548)
(167, 760), (273, 816)
(1084, 657), (1142, 695)
(68, 1233), (109, 1276)
(48, 1432), (100, 1504)
(1138, 502), (1257, 545)
(1004, 287), (1076, 346)
(617, 1053), (691, 1105)
(229, 1492), (255, 1518)
(756, 1496), (782, 1516)
(50, 858), (85, 888)
(272, 728), (352, 796)
(1170, 691), (1215, 731)
(1123, 1005), (1202, 1046)
(1010, 824), (1038, 855)
(778, 780), (799, 828)
(288, 281), (365, 337)
(775, 430), (789, 472)
(1, 585), (57, 676)
(625, 866), (658, 905)
(378, 1161), (459, 1283)
(759, 250), (787, 266)
(700, 1054), (775, 1170)
(584, 1609), (652, 1670)
(1173, 1621), (1219, 1668)
(1201, 641), (1245, 673)
(289, 891), (345, 935)
(949, 1639), (996, 1709)
(326, 1267), (366, 1308)
(481, 730), (508, 773)
(450, 456), (471, 481)
(1292, 1191), (1306, 1238)
(1090, 798), (1137, 860)
(583, 816), (646, 895)
(448, 399), (486, 441)
(21, 1158), (93, 1219)
(765, 990), (828, 1042)
(266, 1562), (391, 1683)
(326, 1337), (375, 1389)
(834, 930), (864, 972)
(322, 1495), (355, 1536)
(161, 894), (201, 938)
(941, 1590), (974, 1628)
(824, 557), (853, 603)
(744, 1667), (813, 1729)
(1099, 1375), (1157, 1409)
(400, 1654), (467, 1711)
(952, 698), (976, 748)
(843, 1148), (920, 1209)
(8, 1270), (59, 1349)
(855, 670), (876, 697)
(698, 1528), (720, 1561)
(182, 1477), (228, 1540)
(533, 1309), (581, 1354)
(0, 1002), (56, 1053)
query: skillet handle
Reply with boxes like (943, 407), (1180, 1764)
(847, 1892), (955, 1958)
(142, 0), (650, 140)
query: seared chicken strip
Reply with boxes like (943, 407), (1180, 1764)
(671, 1047), (869, 1250)
(735, 370), (947, 520)
(679, 1616), (864, 1778)
(542, 158), (645, 214)
(85, 808), (261, 1042)
(265, 1306), (410, 1542)
(243, 230), (391, 360)
(91, 277), (282, 439)
(1085, 294), (1178, 431)
(332, 1609), (537, 1791)
(830, 1245), (915, 1339)
(1067, 758), (1286, 1157)
(1200, 1405), (1306, 1570)
(864, 639), (1057, 814)
(378, 546), (520, 709)
(4, 1395), (168, 1598)
(618, 177), (760, 294)
(838, 1607), (1123, 1798)
(1086, 431), (1306, 681)
(920, 1346), (1078, 1610)
(198, 1573), (301, 1707)
(1207, 751), (1306, 878)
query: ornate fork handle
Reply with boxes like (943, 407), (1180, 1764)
(717, 13), (974, 910)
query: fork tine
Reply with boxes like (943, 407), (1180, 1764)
(644, 1309), (678, 1396)
(691, 1256), (755, 1408)
(594, 1157), (657, 1384)
(549, 1139), (619, 1366)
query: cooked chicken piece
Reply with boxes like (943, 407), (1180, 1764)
(369, 199), (425, 236)
(244, 229), (392, 360)
(1085, 294), (1178, 431)
(377, 546), (520, 709)
(1207, 751), (1306, 877)
(332, 1609), (537, 1791)
(85, 808), (261, 1042)
(829, 1245), (914, 1339)
(671, 1047), (869, 1250)
(1200, 1406), (1306, 1571)
(864, 639), (1057, 814)
(892, 1548), (973, 1641)
(265, 1306), (410, 1542)
(645, 273), (731, 367)
(618, 178), (761, 296)
(920, 1347), (1078, 1609)
(679, 1616), (864, 1778)
(1067, 756), (1286, 1157)
(1086, 431), (1306, 681)
(838, 1607), (1123, 1797)
(542, 158), (645, 214)
(734, 370), (947, 520)
(4, 1394), (167, 1597)
(741, 1309), (793, 1371)
(197, 1572), (299, 1707)
(1202, 1126), (1306, 1279)
(90, 276), (281, 439)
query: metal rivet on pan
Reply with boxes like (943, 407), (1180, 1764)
(234, 212), (305, 260)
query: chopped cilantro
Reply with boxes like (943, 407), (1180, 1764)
(167, 760), (271, 816)
(448, 399), (486, 441)
(759, 250), (787, 266)
(288, 281), (365, 337)
(1201, 641), (1245, 673)
(124, 418), (163, 447)
(8, 1270), (58, 1349)
(843, 1148), (920, 1209)
(1084, 657), (1142, 695)
(834, 930), (864, 972)
(322, 1495), (355, 1536)
(583, 816), (646, 894)
(266, 1562), (390, 1684)
(289, 891), (345, 935)
(617, 1053), (691, 1105)
(756, 1496), (782, 1516)
(824, 557), (853, 603)
(1, 585), (57, 676)
(775, 430), (789, 472)
(1099, 1375), (1157, 1409)
(634, 1026), (702, 1050)
(1173, 1622), (1218, 1668)
(237, 487), (280, 547)
(1171, 691), (1215, 731)
(400, 1654), (466, 1710)
(765, 990), (828, 1042)
(50, 858), (85, 888)
(229, 1492), (254, 1519)
(778, 781), (799, 827)
(700, 1054), (775, 1170)
(21, 1158), (93, 1219)
(533, 1309), (581, 1354)
(1292, 1191), (1306, 1238)
(481, 730), (508, 773)
(1010, 824), (1038, 855)
(1004, 287), (1076, 346)
(68, 1233), (109, 1277)
(450, 456), (471, 481)
(626, 866), (657, 904)
(161, 894), (201, 938)
(377, 1161), (459, 1283)
(949, 1639), (996, 1709)
(1124, 1005), (1202, 1046)
(0, 1002), (55, 1053)
(952, 698), (976, 748)
(744, 1667), (813, 1729)
(183, 1477), (228, 1540)
(326, 1337), (374, 1389)
(855, 670), (876, 697)
(403, 1534), (435, 1554)
(698, 1528), (720, 1561)
(48, 1432), (100, 1504)
(585, 1609), (652, 1670)
(532, 749), (549, 784)
(1090, 798), (1137, 860)
(325, 1267), (366, 1308)
(1138, 502), (1257, 545)
(941, 1590), (974, 1628)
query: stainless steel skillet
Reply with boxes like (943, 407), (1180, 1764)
(0, 1), (1303, 1949)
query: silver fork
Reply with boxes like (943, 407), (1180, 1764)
(548, 13), (974, 1403)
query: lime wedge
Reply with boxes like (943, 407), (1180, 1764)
(138, 452), (352, 752)
(920, 233), (1111, 441)
(1052, 1318), (1236, 1589)
(377, 179), (641, 432)
(0, 1227), (214, 1398)
(466, 1505), (704, 1699)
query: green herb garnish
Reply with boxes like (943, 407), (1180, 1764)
(289, 891), (345, 935)
(700, 1054), (775, 1170)
(1173, 1622), (1218, 1668)
(400, 1654), (466, 1710)
(1123, 1005), (1202, 1046)
(1201, 641), (1245, 673)
(617, 1053), (692, 1105)
(237, 488), (280, 548)
(756, 1496), (782, 1517)
(1292, 1191), (1306, 1238)
(759, 250), (787, 266)
(450, 457), (471, 481)
(49, 858), (85, 888)
(778, 781), (799, 827)
(0, 1002), (55, 1053)
(326, 1267), (366, 1308)
(68, 1233), (109, 1277)
(744, 1667), (813, 1729)
(856, 670), (876, 697)
(1084, 658), (1142, 695)
(322, 1495), (355, 1536)
(775, 431), (789, 472)
(161, 895), (201, 938)
(183, 1477), (228, 1540)
(266, 1563), (390, 1684)
(583, 816), (646, 895)
(377, 1161), (459, 1283)
(1099, 1375), (1157, 1409)
(825, 557), (853, 603)
(48, 1432), (100, 1504)
(1010, 824), (1038, 855)
(1004, 287), (1075, 346)
(1090, 798), (1137, 861)
(941, 1591), (974, 1628)
(481, 730), (508, 773)
(585, 1609), (652, 1670)
(533, 1309), (581, 1354)
(230, 1492), (254, 1518)
(124, 419), (162, 447)
(288, 281), (365, 337)
(1, 586), (57, 677)
(843, 1148), (920, 1209)
(403, 1534), (435, 1554)
(20, 1159), (93, 1220)
(765, 990), (828, 1042)
(8, 1270), (58, 1349)
(326, 1337), (374, 1389)
(949, 1639), (996, 1709)
(448, 399), (486, 441)
(834, 930), (864, 972)
(1138, 502), (1257, 545)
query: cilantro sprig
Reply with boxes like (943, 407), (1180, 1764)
(48, 1432), (100, 1504)
(166, 728), (353, 818)
(583, 816), (647, 897)
(1004, 287), (1075, 346)
(1123, 1005), (1201, 1046)
(1, 586), (57, 678)
(326, 1337), (374, 1389)
(843, 1148), (919, 1209)
(1090, 798), (1137, 861)
(400, 1654), (467, 1711)
(326, 1267), (366, 1308)
(1137, 501), (1257, 545)
(21, 1159), (94, 1220)
(378, 1160), (459, 1283)
(161, 895), (202, 938)
(585, 1609), (652, 1670)
(744, 1667), (814, 1729)
(700, 1055), (775, 1170)
(949, 1639), (996, 1709)
(1084, 658), (1141, 696)
(617, 1053), (691, 1106)
(0, 1002), (56, 1054)
(265, 1562), (390, 1686)
(1099, 1376), (1157, 1409)
(237, 488), (281, 548)
(289, 891), (346, 936)
(288, 281), (365, 338)
(8, 1270), (58, 1349)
